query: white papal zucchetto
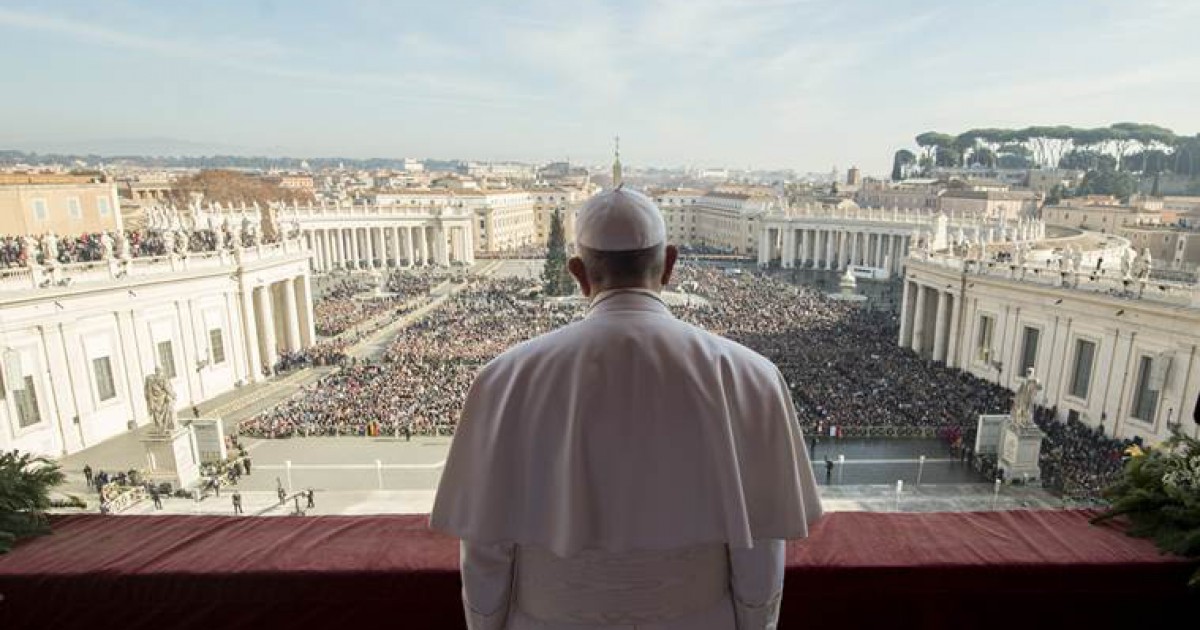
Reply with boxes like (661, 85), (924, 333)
(574, 186), (666, 252)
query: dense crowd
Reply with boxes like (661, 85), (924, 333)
(314, 298), (404, 337)
(1034, 406), (1130, 501)
(238, 263), (1131, 500)
(240, 276), (577, 438)
(672, 266), (1013, 435)
(312, 273), (437, 337)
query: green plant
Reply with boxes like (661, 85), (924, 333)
(0, 450), (66, 553)
(1092, 427), (1200, 587)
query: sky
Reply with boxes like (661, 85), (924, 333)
(2, 0), (1198, 175)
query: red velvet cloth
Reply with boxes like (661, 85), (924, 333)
(0, 510), (1194, 629)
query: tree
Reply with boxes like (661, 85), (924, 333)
(1077, 161), (1137, 203)
(891, 149), (915, 181)
(542, 208), (573, 296)
(0, 451), (66, 553)
(171, 170), (313, 207)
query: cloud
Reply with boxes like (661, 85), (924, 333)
(0, 6), (540, 109)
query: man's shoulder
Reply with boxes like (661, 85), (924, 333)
(482, 314), (779, 380)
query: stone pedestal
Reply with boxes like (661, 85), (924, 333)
(141, 427), (200, 490)
(189, 418), (227, 464)
(999, 422), (1045, 484)
(974, 414), (1009, 455)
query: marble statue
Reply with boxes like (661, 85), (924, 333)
(160, 229), (176, 256)
(21, 235), (38, 266)
(1011, 367), (1041, 428)
(144, 367), (177, 432)
(115, 231), (132, 261)
(41, 232), (60, 266)
(1120, 248), (1135, 278)
(174, 229), (189, 256)
(1070, 246), (1083, 273)
(99, 232), (114, 260)
(1132, 248), (1152, 280)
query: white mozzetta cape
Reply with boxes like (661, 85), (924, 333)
(430, 290), (823, 557)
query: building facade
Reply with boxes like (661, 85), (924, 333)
(0, 181), (123, 235)
(938, 190), (1039, 222)
(0, 239), (315, 457)
(1044, 204), (1163, 232)
(900, 255), (1200, 444)
(651, 189), (771, 254)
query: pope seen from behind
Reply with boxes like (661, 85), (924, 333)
(430, 185), (823, 630)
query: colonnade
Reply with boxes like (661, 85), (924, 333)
(898, 278), (962, 367)
(760, 225), (912, 277)
(300, 224), (474, 273)
(239, 273), (316, 378)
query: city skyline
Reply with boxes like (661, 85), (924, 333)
(2, 0), (1199, 174)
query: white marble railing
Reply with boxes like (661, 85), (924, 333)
(0, 238), (309, 294)
(913, 254), (1200, 308)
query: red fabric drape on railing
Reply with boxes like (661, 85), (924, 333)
(0, 510), (1194, 629)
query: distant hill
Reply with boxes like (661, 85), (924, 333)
(0, 148), (449, 172)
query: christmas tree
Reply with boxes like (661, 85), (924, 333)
(542, 208), (573, 296)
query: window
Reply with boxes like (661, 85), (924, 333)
(97, 196), (111, 216)
(209, 329), (226, 364)
(1069, 339), (1096, 399)
(32, 199), (48, 221)
(67, 197), (82, 219)
(1019, 326), (1040, 375)
(156, 340), (177, 378)
(92, 356), (117, 401)
(975, 314), (995, 362)
(1131, 356), (1159, 422)
(14, 376), (41, 428)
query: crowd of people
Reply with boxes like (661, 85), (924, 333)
(1034, 406), (1130, 501)
(237, 263), (1134, 500)
(239, 276), (578, 438)
(241, 268), (1014, 441)
(672, 266), (1014, 435)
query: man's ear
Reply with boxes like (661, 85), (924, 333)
(568, 257), (591, 297)
(660, 244), (678, 288)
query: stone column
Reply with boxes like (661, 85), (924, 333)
(781, 228), (794, 268)
(898, 280), (913, 347)
(890, 235), (900, 274)
(462, 225), (475, 264)
(238, 286), (261, 383)
(255, 285), (277, 373)
(933, 289), (949, 362)
(405, 225), (415, 265)
(343, 228), (355, 267)
(850, 231), (859, 267)
(323, 230), (333, 270)
(825, 230), (835, 270)
(281, 277), (301, 352)
(758, 227), (770, 266)
(912, 283), (927, 355)
(436, 227), (450, 266)
(391, 226), (402, 267)
(298, 274), (316, 348)
(407, 227), (418, 267)
(946, 293), (962, 368)
(373, 227), (385, 268)
(798, 229), (809, 267)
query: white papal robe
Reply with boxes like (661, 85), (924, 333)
(431, 289), (823, 630)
